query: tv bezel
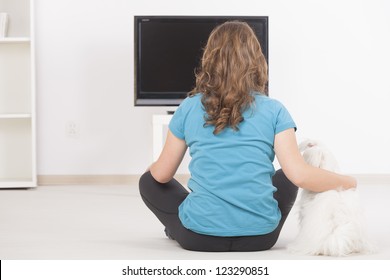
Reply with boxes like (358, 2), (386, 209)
(134, 15), (269, 106)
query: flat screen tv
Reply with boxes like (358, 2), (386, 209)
(134, 16), (268, 106)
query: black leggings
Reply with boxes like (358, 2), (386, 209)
(139, 170), (298, 252)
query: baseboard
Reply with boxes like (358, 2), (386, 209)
(37, 174), (389, 186)
(37, 174), (191, 186)
(38, 175), (140, 185)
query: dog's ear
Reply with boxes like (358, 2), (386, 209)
(299, 139), (319, 153)
(303, 146), (339, 171)
(318, 149), (340, 172)
(302, 147), (324, 167)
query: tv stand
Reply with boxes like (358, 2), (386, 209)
(152, 115), (172, 160)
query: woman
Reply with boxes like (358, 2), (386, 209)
(139, 21), (356, 252)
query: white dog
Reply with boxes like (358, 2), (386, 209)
(287, 140), (373, 256)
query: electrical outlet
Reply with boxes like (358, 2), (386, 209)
(66, 121), (79, 138)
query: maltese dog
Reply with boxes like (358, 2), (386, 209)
(287, 140), (373, 256)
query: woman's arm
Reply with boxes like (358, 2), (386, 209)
(149, 129), (188, 183)
(274, 128), (357, 192)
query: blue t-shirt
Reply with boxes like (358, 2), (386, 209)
(169, 93), (296, 236)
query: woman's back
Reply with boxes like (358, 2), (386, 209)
(169, 93), (296, 236)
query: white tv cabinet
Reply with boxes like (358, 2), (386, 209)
(0, 0), (36, 188)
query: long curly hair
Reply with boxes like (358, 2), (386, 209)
(189, 21), (268, 135)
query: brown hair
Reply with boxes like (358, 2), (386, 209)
(189, 21), (268, 134)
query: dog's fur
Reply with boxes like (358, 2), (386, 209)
(287, 140), (373, 256)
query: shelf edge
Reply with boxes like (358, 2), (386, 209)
(0, 114), (32, 119)
(0, 37), (31, 43)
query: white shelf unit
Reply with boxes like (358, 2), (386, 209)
(0, 0), (36, 188)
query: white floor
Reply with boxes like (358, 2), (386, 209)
(0, 178), (389, 260)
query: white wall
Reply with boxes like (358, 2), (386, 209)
(35, 0), (390, 175)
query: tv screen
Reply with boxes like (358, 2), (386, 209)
(134, 16), (268, 106)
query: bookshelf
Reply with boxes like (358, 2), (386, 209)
(0, 0), (36, 188)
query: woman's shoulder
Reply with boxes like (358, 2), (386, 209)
(179, 93), (202, 109)
(173, 93), (203, 118)
(253, 92), (285, 108)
